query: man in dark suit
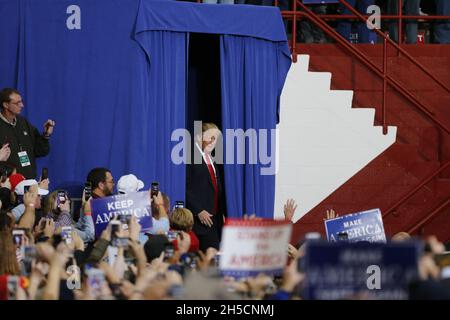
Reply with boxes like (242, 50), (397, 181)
(186, 122), (226, 252)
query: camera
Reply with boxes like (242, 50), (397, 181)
(24, 185), (30, 193)
(151, 182), (159, 198)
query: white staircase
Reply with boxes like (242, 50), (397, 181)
(274, 55), (397, 222)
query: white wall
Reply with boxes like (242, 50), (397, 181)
(274, 55), (397, 222)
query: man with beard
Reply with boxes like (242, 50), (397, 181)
(87, 167), (115, 199)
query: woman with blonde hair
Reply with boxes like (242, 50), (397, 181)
(170, 207), (199, 252)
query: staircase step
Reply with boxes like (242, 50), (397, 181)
(297, 54), (310, 73)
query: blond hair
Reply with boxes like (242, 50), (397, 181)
(202, 122), (219, 133)
(170, 208), (194, 232)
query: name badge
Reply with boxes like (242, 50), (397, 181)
(18, 151), (31, 167)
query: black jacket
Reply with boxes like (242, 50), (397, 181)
(0, 114), (49, 179)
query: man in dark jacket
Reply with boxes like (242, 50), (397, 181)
(0, 88), (55, 179)
(186, 122), (226, 251)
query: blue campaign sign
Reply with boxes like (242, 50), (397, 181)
(302, 241), (422, 300)
(91, 191), (152, 237)
(324, 208), (386, 243)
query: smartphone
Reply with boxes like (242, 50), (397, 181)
(188, 252), (198, 269)
(151, 181), (159, 198)
(7, 276), (19, 300)
(57, 190), (67, 206)
(86, 268), (105, 299)
(112, 237), (128, 248)
(12, 229), (25, 247)
(163, 242), (175, 260)
(214, 252), (221, 268)
(41, 167), (48, 181)
(110, 220), (121, 242)
(119, 213), (131, 225)
(61, 226), (73, 244)
(174, 201), (184, 209)
(166, 230), (179, 242)
(84, 181), (92, 201)
(337, 232), (349, 242)
(1, 170), (7, 183)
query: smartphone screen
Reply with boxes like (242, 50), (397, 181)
(110, 221), (120, 243)
(151, 182), (159, 198)
(86, 268), (105, 299)
(84, 182), (92, 201)
(12, 229), (25, 247)
(164, 243), (175, 260)
(57, 191), (67, 205)
(166, 230), (179, 242)
(41, 167), (48, 180)
(61, 226), (73, 244)
(7, 276), (19, 300)
(174, 201), (184, 209)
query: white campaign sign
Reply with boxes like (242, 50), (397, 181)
(219, 219), (292, 277)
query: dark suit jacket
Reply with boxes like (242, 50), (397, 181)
(186, 145), (226, 251)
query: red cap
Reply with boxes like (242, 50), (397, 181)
(9, 173), (26, 192)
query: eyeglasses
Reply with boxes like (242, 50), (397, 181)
(9, 100), (23, 106)
(105, 180), (115, 185)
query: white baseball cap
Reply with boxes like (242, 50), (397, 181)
(117, 174), (145, 194)
(15, 179), (49, 196)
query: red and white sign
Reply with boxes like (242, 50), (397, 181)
(219, 219), (292, 277)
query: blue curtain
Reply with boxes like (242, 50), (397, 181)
(134, 30), (187, 205)
(0, 0), (187, 204)
(1, 0), (290, 218)
(220, 35), (291, 218)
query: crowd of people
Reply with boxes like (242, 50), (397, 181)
(0, 86), (449, 300)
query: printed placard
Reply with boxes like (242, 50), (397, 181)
(325, 208), (386, 243)
(219, 219), (292, 278)
(91, 191), (152, 237)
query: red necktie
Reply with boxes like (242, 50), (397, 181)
(205, 154), (219, 214)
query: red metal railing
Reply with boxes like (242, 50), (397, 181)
(279, 0), (450, 234)
(407, 198), (450, 235)
(281, 0), (450, 135)
(383, 162), (450, 218)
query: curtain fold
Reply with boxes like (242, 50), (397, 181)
(220, 35), (290, 219)
(134, 30), (187, 204)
